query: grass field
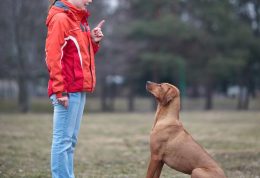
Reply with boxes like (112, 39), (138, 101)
(0, 112), (260, 178)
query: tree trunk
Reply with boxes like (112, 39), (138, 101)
(204, 80), (213, 110)
(100, 77), (109, 111)
(108, 87), (115, 112)
(237, 86), (249, 110)
(12, 0), (30, 113)
(16, 35), (30, 113)
(18, 76), (30, 112)
(128, 86), (134, 112)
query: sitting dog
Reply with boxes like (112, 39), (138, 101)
(145, 81), (227, 178)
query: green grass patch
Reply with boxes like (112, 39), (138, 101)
(0, 112), (260, 177)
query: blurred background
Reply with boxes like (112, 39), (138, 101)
(0, 0), (259, 113)
(0, 1), (260, 178)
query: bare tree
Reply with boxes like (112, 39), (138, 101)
(0, 0), (48, 112)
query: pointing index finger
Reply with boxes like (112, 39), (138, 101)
(96, 20), (105, 28)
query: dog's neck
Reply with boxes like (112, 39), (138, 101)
(153, 97), (181, 128)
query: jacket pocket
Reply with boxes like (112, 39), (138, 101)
(73, 52), (84, 82)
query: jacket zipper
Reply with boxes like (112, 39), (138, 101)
(88, 35), (94, 92)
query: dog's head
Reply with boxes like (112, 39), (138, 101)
(146, 81), (180, 106)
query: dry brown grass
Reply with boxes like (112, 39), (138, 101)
(0, 111), (260, 178)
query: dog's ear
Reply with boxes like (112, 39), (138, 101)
(161, 88), (176, 106)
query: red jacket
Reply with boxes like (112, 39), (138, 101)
(45, 0), (99, 98)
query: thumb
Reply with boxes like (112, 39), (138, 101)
(96, 20), (105, 29)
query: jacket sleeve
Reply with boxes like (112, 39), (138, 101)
(91, 39), (100, 54)
(45, 13), (68, 98)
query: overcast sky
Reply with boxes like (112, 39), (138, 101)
(106, 0), (118, 13)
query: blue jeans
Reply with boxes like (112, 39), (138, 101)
(50, 92), (86, 178)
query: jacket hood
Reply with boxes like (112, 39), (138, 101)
(46, 0), (90, 26)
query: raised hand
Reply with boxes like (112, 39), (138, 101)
(91, 20), (105, 43)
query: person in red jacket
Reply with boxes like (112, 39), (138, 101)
(45, 0), (104, 177)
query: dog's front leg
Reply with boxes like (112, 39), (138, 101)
(153, 161), (164, 178)
(146, 155), (163, 178)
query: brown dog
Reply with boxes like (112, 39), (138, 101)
(145, 81), (227, 178)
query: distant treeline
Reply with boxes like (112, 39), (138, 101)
(0, 0), (259, 112)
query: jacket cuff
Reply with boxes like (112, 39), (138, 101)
(55, 92), (68, 98)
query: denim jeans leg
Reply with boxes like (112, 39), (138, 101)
(67, 92), (86, 178)
(50, 93), (83, 178)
